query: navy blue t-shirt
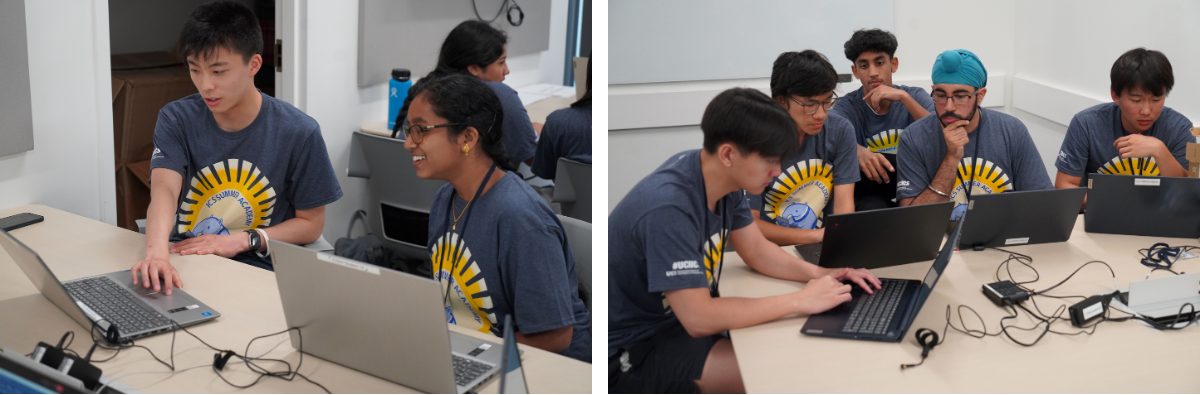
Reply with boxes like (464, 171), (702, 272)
(831, 85), (935, 202)
(486, 80), (539, 164)
(531, 105), (592, 180)
(150, 91), (343, 246)
(429, 171), (591, 362)
(746, 115), (860, 229)
(1055, 102), (1193, 184)
(608, 150), (755, 356)
(896, 108), (1053, 220)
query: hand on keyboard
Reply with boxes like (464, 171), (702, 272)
(132, 253), (183, 296)
(796, 275), (853, 315)
(834, 267), (883, 294)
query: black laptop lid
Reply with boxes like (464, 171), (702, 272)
(959, 188), (1086, 248)
(1085, 174), (1200, 238)
(896, 213), (966, 330)
(818, 202), (954, 269)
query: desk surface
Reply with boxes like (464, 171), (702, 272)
(722, 214), (1200, 393)
(0, 205), (590, 393)
(361, 95), (574, 138)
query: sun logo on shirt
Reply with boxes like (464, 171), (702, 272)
(177, 159), (276, 237)
(702, 230), (728, 286)
(1098, 156), (1159, 176)
(431, 232), (499, 337)
(763, 159), (833, 229)
(949, 157), (1012, 220)
(866, 129), (902, 154)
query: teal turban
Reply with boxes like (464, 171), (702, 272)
(932, 49), (987, 88)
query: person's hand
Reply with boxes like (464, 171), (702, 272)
(942, 119), (970, 159)
(862, 85), (909, 114)
(170, 233), (250, 258)
(834, 267), (882, 294)
(857, 144), (894, 184)
(1114, 134), (1167, 160)
(131, 253), (182, 296)
(795, 275), (853, 315)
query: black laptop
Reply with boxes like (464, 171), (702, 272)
(957, 188), (1086, 249)
(1085, 174), (1200, 238)
(800, 213), (964, 342)
(795, 202), (953, 270)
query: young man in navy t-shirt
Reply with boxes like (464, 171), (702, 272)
(131, 1), (342, 295)
(746, 50), (860, 246)
(831, 29), (936, 210)
(609, 88), (881, 394)
(1055, 48), (1194, 210)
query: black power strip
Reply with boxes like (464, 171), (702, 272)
(982, 281), (1029, 306)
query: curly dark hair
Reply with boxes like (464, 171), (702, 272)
(843, 28), (898, 62)
(408, 74), (516, 171)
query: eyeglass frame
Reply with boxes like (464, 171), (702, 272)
(403, 123), (466, 144)
(788, 92), (839, 115)
(930, 89), (982, 106)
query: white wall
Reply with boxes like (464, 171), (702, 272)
(0, 0), (116, 223)
(303, 0), (570, 240)
(1012, 0), (1199, 127)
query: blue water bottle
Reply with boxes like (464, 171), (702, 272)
(388, 68), (412, 130)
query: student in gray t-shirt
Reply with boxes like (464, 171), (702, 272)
(896, 49), (1052, 220)
(832, 29), (936, 210)
(609, 88), (880, 394)
(1055, 48), (1194, 210)
(132, 1), (342, 296)
(746, 50), (860, 247)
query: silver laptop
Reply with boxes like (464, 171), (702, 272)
(1127, 272), (1200, 319)
(498, 314), (528, 394)
(270, 240), (503, 394)
(0, 229), (219, 342)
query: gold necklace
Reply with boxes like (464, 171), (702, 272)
(452, 196), (471, 231)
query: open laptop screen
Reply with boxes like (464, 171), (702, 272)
(908, 213), (966, 322)
(499, 315), (528, 394)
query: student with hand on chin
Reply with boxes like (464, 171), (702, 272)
(1054, 48), (1193, 210)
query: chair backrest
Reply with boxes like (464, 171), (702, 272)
(557, 214), (591, 311)
(551, 158), (592, 223)
(350, 131), (446, 260)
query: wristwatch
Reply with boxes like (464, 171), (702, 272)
(245, 229), (262, 252)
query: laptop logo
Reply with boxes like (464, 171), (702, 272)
(201, 312), (212, 317)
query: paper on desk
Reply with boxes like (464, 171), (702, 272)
(516, 83), (576, 105)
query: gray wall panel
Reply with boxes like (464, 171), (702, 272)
(0, 0), (34, 157)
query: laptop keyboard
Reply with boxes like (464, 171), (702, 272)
(842, 279), (906, 335)
(452, 354), (494, 387)
(64, 276), (171, 335)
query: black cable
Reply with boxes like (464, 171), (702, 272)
(472, 0), (523, 26)
(69, 319), (329, 393)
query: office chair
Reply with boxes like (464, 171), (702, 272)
(558, 214), (591, 311)
(551, 158), (592, 223)
(348, 131), (446, 263)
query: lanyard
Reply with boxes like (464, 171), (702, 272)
(441, 164), (499, 307)
(955, 113), (984, 202)
(702, 196), (729, 297)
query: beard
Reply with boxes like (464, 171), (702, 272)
(940, 102), (980, 128)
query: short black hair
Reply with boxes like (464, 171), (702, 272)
(408, 74), (516, 171)
(843, 29), (898, 61)
(701, 88), (799, 160)
(770, 50), (838, 100)
(177, 0), (263, 64)
(430, 20), (508, 79)
(1111, 48), (1174, 97)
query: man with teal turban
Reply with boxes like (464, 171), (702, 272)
(894, 49), (1052, 219)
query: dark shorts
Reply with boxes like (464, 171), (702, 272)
(609, 322), (718, 394)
